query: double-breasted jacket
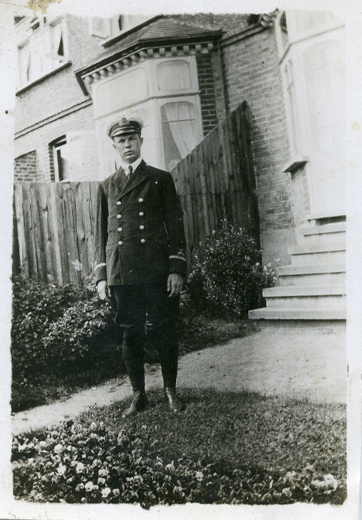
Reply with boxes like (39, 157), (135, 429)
(95, 160), (187, 288)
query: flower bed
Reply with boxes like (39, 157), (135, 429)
(12, 390), (346, 507)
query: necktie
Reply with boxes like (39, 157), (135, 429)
(128, 165), (133, 177)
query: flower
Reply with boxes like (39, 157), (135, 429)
(281, 487), (292, 498)
(54, 443), (63, 454)
(101, 487), (112, 498)
(98, 468), (109, 477)
(195, 471), (204, 481)
(75, 462), (85, 474)
(97, 477), (106, 486)
(85, 481), (94, 492)
(112, 488), (120, 496)
(90, 422), (97, 430)
(165, 462), (175, 475)
(57, 464), (67, 476)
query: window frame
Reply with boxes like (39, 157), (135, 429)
(52, 135), (69, 182)
(16, 15), (69, 91)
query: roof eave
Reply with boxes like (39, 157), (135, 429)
(75, 30), (223, 95)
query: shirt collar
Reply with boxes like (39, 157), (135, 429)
(120, 156), (143, 176)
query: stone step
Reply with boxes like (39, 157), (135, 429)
(263, 285), (346, 297)
(248, 308), (346, 321)
(249, 228), (347, 322)
(299, 226), (346, 248)
(278, 263), (345, 275)
(279, 272), (345, 286)
(300, 222), (346, 238)
(278, 263), (346, 286)
(263, 285), (346, 311)
(290, 244), (346, 266)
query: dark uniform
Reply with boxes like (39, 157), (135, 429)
(95, 136), (187, 412)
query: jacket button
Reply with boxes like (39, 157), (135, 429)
(139, 225), (145, 230)
(116, 201), (121, 205)
(117, 214), (122, 219)
(139, 211), (144, 216)
(117, 227), (122, 232)
(138, 198), (144, 203)
(118, 241), (123, 245)
(141, 239), (146, 244)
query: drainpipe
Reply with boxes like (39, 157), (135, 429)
(217, 38), (229, 118)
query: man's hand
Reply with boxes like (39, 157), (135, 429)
(97, 280), (109, 300)
(167, 273), (184, 297)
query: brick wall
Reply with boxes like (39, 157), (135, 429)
(216, 26), (296, 263)
(196, 53), (219, 135)
(14, 150), (38, 182)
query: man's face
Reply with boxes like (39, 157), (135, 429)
(112, 133), (143, 164)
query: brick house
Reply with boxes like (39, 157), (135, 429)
(14, 10), (346, 321)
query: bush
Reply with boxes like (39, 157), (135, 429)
(186, 221), (276, 319)
(11, 276), (117, 390)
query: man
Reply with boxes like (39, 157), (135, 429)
(95, 116), (187, 417)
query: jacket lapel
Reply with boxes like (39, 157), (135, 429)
(119, 160), (148, 199)
(111, 167), (129, 194)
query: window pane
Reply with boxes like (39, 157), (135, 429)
(157, 60), (191, 93)
(161, 101), (198, 170)
(18, 43), (30, 84)
(178, 101), (194, 121)
(96, 67), (148, 117)
(51, 22), (63, 58)
(56, 147), (70, 181)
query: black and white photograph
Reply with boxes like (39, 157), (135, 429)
(0, 0), (361, 519)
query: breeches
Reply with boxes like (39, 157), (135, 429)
(111, 284), (180, 390)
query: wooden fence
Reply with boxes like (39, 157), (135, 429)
(171, 101), (259, 263)
(13, 102), (259, 286)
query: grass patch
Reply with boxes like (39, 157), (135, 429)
(12, 388), (346, 507)
(12, 314), (256, 413)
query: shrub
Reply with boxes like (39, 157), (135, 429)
(185, 221), (277, 319)
(11, 276), (117, 387)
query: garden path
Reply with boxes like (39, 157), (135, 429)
(12, 323), (346, 436)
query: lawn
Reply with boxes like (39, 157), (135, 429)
(12, 388), (346, 507)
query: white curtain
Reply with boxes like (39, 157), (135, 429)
(163, 102), (196, 159)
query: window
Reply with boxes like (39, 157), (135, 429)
(17, 15), (68, 89)
(89, 16), (111, 38)
(53, 136), (70, 182)
(52, 132), (98, 182)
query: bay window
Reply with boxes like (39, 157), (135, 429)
(276, 10), (346, 218)
(93, 56), (203, 176)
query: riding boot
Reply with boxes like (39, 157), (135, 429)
(164, 387), (184, 412)
(121, 327), (147, 417)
